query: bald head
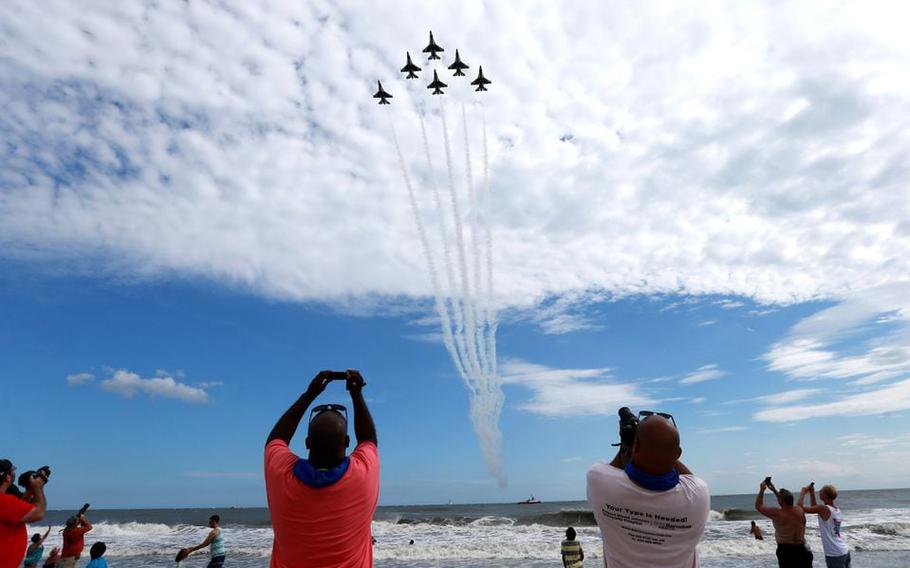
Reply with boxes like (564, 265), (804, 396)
(632, 415), (682, 475)
(306, 411), (349, 464)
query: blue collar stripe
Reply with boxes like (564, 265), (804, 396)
(293, 457), (350, 488)
(625, 461), (680, 492)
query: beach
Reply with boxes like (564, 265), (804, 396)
(28, 488), (910, 567)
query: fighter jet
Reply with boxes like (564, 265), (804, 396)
(423, 31), (444, 60)
(448, 49), (469, 76)
(373, 81), (392, 104)
(401, 52), (421, 79)
(470, 66), (491, 92)
(427, 70), (447, 95)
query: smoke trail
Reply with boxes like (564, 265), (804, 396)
(438, 97), (483, 381)
(481, 103), (497, 378)
(461, 102), (487, 376)
(418, 112), (471, 383)
(389, 116), (468, 385)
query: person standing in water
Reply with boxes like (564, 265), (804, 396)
(755, 479), (812, 567)
(751, 520), (764, 540)
(24, 526), (52, 568)
(561, 526), (584, 568)
(802, 483), (850, 568)
(180, 515), (226, 567)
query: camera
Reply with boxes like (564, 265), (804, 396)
(77, 503), (90, 517)
(613, 407), (639, 448)
(328, 371), (348, 381)
(17, 465), (51, 489)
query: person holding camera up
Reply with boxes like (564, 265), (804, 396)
(60, 509), (93, 568)
(265, 369), (379, 568)
(586, 409), (709, 568)
(0, 459), (48, 568)
(801, 482), (850, 568)
(755, 477), (812, 567)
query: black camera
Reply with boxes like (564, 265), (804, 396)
(328, 371), (348, 381)
(614, 407), (639, 447)
(17, 466), (51, 489)
(77, 503), (90, 517)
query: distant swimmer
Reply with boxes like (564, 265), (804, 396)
(801, 483), (851, 568)
(751, 520), (764, 540)
(755, 477), (812, 567)
(561, 527), (584, 568)
(177, 514), (225, 568)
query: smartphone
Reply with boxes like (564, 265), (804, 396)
(328, 371), (348, 381)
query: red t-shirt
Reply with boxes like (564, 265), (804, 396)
(0, 493), (34, 568)
(265, 439), (379, 568)
(61, 523), (91, 558)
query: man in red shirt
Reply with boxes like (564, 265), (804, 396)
(265, 369), (379, 568)
(0, 459), (47, 568)
(60, 512), (92, 567)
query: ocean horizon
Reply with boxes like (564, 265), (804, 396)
(30, 488), (910, 567)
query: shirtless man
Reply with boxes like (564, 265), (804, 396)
(755, 479), (813, 567)
(750, 520), (764, 540)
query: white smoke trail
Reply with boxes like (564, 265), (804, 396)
(481, 102), (497, 378)
(438, 97), (483, 381)
(461, 102), (488, 376)
(389, 115), (468, 385)
(418, 112), (471, 384)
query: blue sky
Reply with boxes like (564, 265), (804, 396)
(3, 262), (909, 508)
(3, 1), (910, 508)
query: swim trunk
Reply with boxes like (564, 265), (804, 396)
(58, 558), (77, 568)
(825, 552), (851, 568)
(207, 555), (226, 568)
(776, 543), (813, 568)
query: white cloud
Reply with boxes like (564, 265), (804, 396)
(500, 358), (655, 417)
(767, 459), (859, 478)
(689, 397), (706, 404)
(66, 372), (95, 386)
(716, 300), (745, 310)
(100, 369), (211, 403)
(754, 377), (910, 422)
(2, 3), (910, 313)
(695, 426), (748, 434)
(757, 389), (823, 405)
(679, 364), (725, 385)
(561, 457), (585, 463)
(762, 283), (910, 385)
(696, 320), (718, 328)
(756, 284), (910, 421)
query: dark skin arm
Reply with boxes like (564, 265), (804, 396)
(266, 371), (333, 445)
(347, 370), (377, 446)
(20, 477), (47, 523)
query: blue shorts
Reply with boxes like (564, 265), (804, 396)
(825, 552), (851, 568)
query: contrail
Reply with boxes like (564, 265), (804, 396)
(418, 112), (471, 382)
(439, 97), (483, 381)
(389, 115), (468, 385)
(481, 102), (496, 378)
(461, 102), (487, 376)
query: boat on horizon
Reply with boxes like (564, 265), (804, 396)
(518, 495), (541, 504)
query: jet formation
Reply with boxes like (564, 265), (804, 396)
(373, 31), (492, 104)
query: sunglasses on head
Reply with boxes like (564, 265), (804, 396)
(309, 404), (348, 424)
(638, 410), (677, 428)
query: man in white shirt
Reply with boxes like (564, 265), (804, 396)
(586, 412), (709, 568)
(802, 483), (850, 568)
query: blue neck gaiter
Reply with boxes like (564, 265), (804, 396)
(293, 457), (350, 488)
(625, 461), (680, 492)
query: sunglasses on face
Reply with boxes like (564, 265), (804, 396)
(309, 403), (348, 424)
(638, 410), (677, 428)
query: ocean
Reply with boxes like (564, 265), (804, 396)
(30, 489), (910, 567)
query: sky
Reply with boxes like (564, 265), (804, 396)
(2, 0), (910, 508)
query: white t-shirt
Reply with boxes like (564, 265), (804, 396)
(818, 505), (849, 557)
(586, 463), (710, 568)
